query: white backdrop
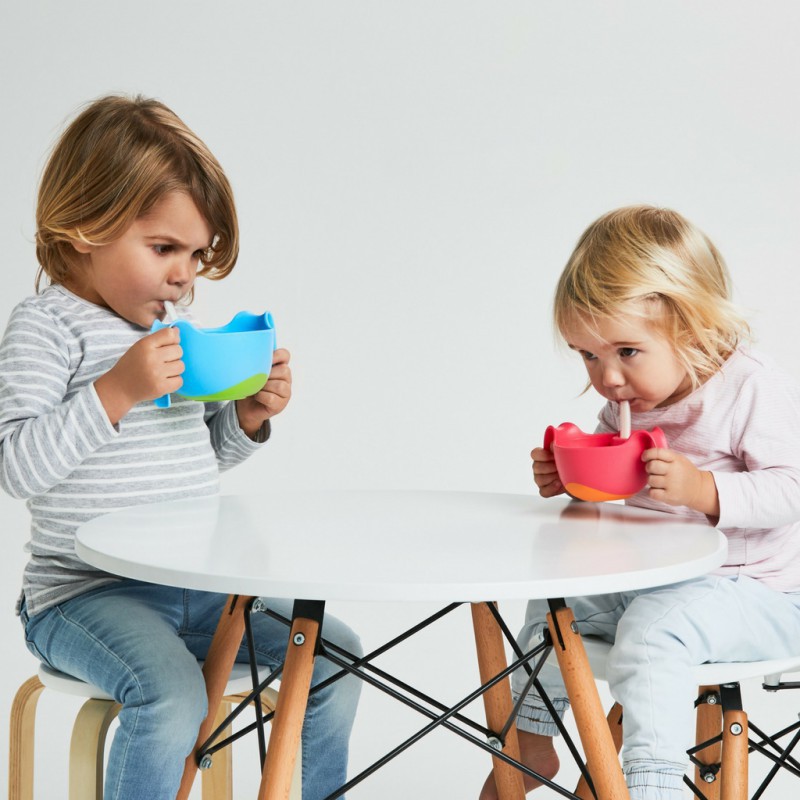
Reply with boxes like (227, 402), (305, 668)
(2, 2), (800, 797)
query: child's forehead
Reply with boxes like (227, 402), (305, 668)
(135, 191), (213, 242)
(562, 306), (663, 348)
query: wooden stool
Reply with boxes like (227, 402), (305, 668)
(9, 662), (302, 800)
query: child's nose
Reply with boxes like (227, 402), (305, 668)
(168, 256), (196, 288)
(601, 364), (625, 388)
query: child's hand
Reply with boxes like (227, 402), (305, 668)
(95, 328), (184, 424)
(531, 446), (565, 498)
(236, 348), (292, 439)
(642, 447), (720, 517)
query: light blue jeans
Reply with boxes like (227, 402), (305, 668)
(511, 575), (800, 800)
(20, 580), (362, 800)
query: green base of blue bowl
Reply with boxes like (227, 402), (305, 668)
(181, 372), (269, 402)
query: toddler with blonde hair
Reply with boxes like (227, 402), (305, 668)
(481, 206), (800, 800)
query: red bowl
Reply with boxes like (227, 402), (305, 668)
(544, 422), (667, 502)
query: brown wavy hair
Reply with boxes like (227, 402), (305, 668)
(35, 94), (238, 296)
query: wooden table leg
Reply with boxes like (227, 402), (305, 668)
(471, 602), (526, 800)
(547, 604), (630, 800)
(574, 703), (623, 800)
(720, 709), (748, 800)
(258, 600), (325, 800)
(177, 594), (254, 800)
(719, 684), (747, 800)
(695, 685), (722, 800)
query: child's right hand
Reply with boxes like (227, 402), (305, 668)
(531, 446), (565, 498)
(94, 328), (184, 424)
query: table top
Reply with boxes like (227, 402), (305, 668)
(75, 491), (727, 602)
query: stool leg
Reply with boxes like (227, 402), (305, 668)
(719, 684), (747, 800)
(574, 703), (623, 800)
(547, 605), (629, 799)
(471, 602), (525, 800)
(694, 685), (722, 800)
(68, 699), (120, 800)
(9, 676), (45, 800)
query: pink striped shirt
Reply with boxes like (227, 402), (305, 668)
(598, 349), (800, 592)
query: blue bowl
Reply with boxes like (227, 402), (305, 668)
(150, 311), (276, 407)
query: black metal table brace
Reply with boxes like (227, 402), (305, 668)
(194, 597), (596, 800)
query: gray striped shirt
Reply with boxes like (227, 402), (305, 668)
(0, 285), (266, 616)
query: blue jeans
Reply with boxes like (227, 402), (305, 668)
(20, 580), (362, 800)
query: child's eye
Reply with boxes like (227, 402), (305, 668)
(619, 347), (639, 358)
(153, 245), (173, 255)
(580, 351), (598, 362)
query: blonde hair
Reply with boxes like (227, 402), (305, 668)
(35, 94), (238, 294)
(554, 206), (749, 387)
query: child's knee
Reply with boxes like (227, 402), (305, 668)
(118, 658), (208, 740)
(606, 594), (695, 681)
(324, 615), (363, 661)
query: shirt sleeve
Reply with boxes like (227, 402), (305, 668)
(204, 400), (270, 473)
(714, 368), (800, 529)
(0, 303), (119, 499)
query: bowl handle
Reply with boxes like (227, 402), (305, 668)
(151, 318), (173, 407)
(644, 426), (668, 449)
(543, 422), (584, 450)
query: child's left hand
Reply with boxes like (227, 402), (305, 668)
(235, 348), (292, 439)
(642, 447), (720, 518)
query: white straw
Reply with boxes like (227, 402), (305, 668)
(619, 400), (631, 440)
(163, 300), (177, 322)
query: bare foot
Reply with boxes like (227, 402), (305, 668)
(478, 731), (559, 800)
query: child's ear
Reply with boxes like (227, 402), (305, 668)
(69, 238), (94, 255)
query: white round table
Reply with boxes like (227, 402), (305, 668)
(76, 490), (725, 602)
(76, 491), (727, 800)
